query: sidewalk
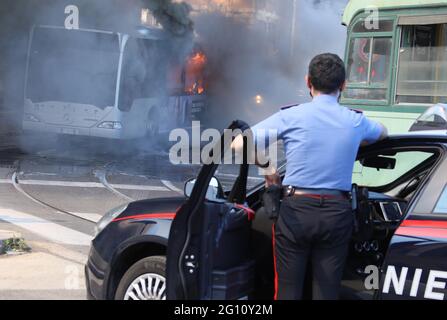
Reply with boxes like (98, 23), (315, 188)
(0, 238), (88, 300)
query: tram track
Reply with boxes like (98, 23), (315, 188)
(94, 165), (135, 202)
(7, 156), (182, 226)
(11, 171), (99, 224)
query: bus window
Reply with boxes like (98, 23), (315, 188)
(371, 38), (392, 85)
(396, 24), (447, 105)
(352, 19), (394, 33)
(347, 38), (370, 84)
(166, 50), (207, 97)
(27, 28), (120, 108)
(345, 37), (392, 101)
(167, 62), (184, 96)
(119, 38), (166, 111)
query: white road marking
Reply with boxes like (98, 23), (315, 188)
(0, 178), (170, 191)
(161, 180), (183, 194)
(70, 212), (102, 223)
(111, 183), (168, 192)
(0, 208), (93, 246)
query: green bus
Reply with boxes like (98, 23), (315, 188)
(341, 0), (447, 133)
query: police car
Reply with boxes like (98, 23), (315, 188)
(85, 121), (447, 300)
(410, 104), (447, 132)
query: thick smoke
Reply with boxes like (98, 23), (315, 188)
(145, 0), (194, 37)
(194, 0), (348, 129)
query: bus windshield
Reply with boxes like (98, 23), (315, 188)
(397, 24), (447, 105)
(26, 27), (120, 108)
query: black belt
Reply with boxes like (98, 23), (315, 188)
(283, 186), (349, 200)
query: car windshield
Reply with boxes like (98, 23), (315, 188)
(26, 27), (120, 108)
(352, 150), (437, 196)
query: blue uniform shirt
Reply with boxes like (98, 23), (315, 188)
(252, 94), (383, 191)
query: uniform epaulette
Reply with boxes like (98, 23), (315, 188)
(350, 108), (364, 114)
(280, 104), (300, 110)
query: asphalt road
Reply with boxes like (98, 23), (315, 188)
(0, 135), (200, 300)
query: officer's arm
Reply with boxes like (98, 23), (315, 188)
(379, 123), (389, 140)
(360, 119), (388, 146)
(232, 112), (283, 185)
(231, 134), (274, 168)
(231, 134), (279, 186)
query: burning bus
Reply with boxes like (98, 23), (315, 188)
(23, 25), (207, 140)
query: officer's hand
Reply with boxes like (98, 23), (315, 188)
(265, 171), (281, 188)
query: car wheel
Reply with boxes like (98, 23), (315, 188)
(115, 256), (166, 300)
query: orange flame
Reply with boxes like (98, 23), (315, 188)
(185, 51), (207, 95)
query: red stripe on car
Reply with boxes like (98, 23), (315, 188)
(400, 220), (447, 229)
(113, 213), (176, 222)
(395, 226), (447, 239)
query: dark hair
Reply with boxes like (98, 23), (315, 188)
(308, 53), (346, 94)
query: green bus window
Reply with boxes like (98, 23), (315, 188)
(344, 88), (387, 100)
(347, 38), (370, 84)
(353, 19), (394, 33)
(396, 24), (447, 105)
(345, 37), (392, 100)
(371, 38), (392, 85)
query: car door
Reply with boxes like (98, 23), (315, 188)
(339, 138), (446, 300)
(166, 120), (256, 300)
(378, 144), (447, 300)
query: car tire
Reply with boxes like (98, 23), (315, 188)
(115, 256), (167, 300)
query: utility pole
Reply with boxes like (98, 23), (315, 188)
(289, 0), (297, 58)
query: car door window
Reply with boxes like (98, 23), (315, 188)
(434, 185), (447, 214)
(215, 164), (263, 193)
(352, 150), (434, 188)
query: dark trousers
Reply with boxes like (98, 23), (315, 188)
(273, 195), (353, 300)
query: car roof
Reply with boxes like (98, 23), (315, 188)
(388, 130), (447, 141)
(390, 130), (447, 139)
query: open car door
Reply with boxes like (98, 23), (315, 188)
(166, 120), (256, 300)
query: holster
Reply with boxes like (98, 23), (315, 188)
(351, 184), (374, 242)
(262, 184), (283, 221)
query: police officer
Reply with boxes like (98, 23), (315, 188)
(252, 53), (388, 300)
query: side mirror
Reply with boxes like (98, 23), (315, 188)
(184, 177), (224, 201)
